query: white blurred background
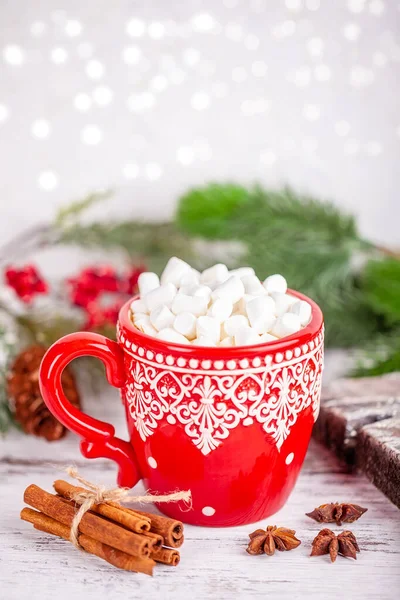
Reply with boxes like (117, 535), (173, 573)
(1, 0), (399, 262)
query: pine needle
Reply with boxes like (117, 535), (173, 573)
(55, 189), (112, 228)
(361, 258), (400, 325)
(352, 330), (400, 377)
(59, 221), (194, 272)
(0, 326), (18, 434)
(54, 183), (396, 352)
(177, 184), (378, 347)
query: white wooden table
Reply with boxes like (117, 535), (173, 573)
(1, 352), (399, 600)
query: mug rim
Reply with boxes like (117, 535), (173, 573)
(118, 288), (324, 357)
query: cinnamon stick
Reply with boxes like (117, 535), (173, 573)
(151, 547), (180, 566)
(54, 494), (163, 553)
(53, 479), (184, 547)
(141, 530), (164, 552)
(24, 485), (151, 558)
(57, 496), (164, 552)
(53, 480), (151, 534)
(21, 508), (155, 575)
(129, 508), (184, 548)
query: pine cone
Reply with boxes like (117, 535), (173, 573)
(7, 345), (80, 441)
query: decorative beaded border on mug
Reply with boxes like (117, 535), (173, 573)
(116, 325), (324, 374)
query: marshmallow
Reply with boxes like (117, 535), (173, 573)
(271, 313), (302, 338)
(223, 314), (249, 337)
(259, 333), (279, 343)
(241, 275), (266, 296)
(173, 312), (197, 340)
(131, 258), (305, 345)
(234, 294), (255, 315)
(246, 296), (276, 334)
(211, 276), (245, 304)
(157, 328), (190, 344)
(178, 284), (196, 296)
(200, 263), (229, 287)
(161, 257), (191, 286)
(192, 285), (212, 301)
(192, 336), (217, 347)
(246, 296), (275, 324)
(207, 298), (233, 322)
(263, 274), (287, 294)
(269, 292), (296, 317)
(130, 298), (148, 314)
(179, 269), (200, 287)
(134, 315), (158, 337)
(219, 336), (234, 347)
(196, 316), (221, 343)
(179, 284), (212, 302)
(229, 267), (255, 279)
(150, 306), (175, 331)
(138, 272), (160, 297)
(144, 283), (177, 312)
(171, 294), (208, 317)
(251, 316), (276, 335)
(234, 326), (260, 346)
(132, 311), (148, 323)
(290, 300), (312, 325)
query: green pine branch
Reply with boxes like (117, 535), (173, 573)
(352, 329), (400, 377)
(53, 183), (399, 355)
(177, 184), (379, 347)
(59, 221), (195, 273)
(0, 326), (18, 434)
(0, 361), (15, 434)
(54, 189), (113, 228)
(176, 183), (251, 239)
(361, 258), (400, 325)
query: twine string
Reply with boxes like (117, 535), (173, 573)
(64, 466), (192, 549)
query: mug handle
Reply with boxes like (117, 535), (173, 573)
(39, 331), (141, 488)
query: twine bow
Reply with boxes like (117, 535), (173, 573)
(64, 466), (192, 549)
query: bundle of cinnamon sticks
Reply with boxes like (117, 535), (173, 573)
(20, 480), (184, 576)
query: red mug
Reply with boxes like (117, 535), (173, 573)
(39, 290), (323, 527)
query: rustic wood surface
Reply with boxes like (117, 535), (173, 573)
(1, 351), (399, 599)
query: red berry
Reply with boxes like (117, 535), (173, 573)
(67, 266), (120, 308)
(83, 299), (123, 330)
(4, 264), (48, 303)
(68, 263), (146, 330)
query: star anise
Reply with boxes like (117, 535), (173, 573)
(246, 526), (301, 556)
(306, 502), (367, 526)
(311, 529), (360, 562)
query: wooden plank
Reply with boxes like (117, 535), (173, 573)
(1, 350), (398, 599)
(2, 441), (399, 600)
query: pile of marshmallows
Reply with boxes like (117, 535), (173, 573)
(129, 257), (312, 347)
